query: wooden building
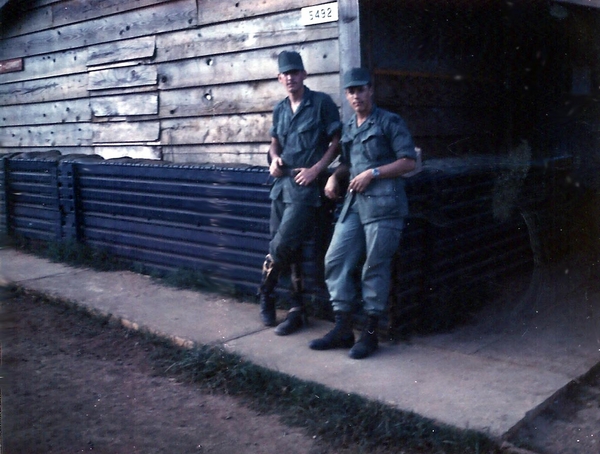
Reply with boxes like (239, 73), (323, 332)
(0, 0), (340, 165)
(1, 0), (599, 175)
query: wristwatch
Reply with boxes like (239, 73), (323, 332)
(371, 167), (380, 178)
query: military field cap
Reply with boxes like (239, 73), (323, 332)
(278, 50), (305, 73)
(343, 67), (371, 88)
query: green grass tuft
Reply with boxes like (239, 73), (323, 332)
(13, 236), (232, 296)
(154, 341), (501, 454)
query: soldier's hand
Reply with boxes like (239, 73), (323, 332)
(348, 169), (374, 193)
(270, 157), (284, 177)
(294, 167), (319, 186)
(324, 175), (340, 200)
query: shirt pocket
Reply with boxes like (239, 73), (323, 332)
(297, 120), (322, 151)
(361, 126), (389, 161)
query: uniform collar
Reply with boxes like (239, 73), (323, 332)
(286, 85), (312, 109)
(348, 104), (378, 129)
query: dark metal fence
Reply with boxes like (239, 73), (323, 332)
(61, 158), (280, 292)
(1, 151), (571, 332)
(2, 151), (62, 242)
(0, 153), (7, 236)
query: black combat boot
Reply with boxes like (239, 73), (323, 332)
(274, 263), (307, 335)
(259, 293), (276, 327)
(258, 255), (280, 327)
(309, 312), (354, 350)
(274, 306), (307, 335)
(348, 315), (379, 359)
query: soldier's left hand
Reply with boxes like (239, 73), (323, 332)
(294, 167), (319, 186)
(348, 169), (374, 193)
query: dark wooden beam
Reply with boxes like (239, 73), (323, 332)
(338, 0), (361, 121)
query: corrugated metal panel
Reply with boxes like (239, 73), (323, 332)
(0, 154), (7, 235)
(69, 161), (270, 289)
(4, 153), (62, 241)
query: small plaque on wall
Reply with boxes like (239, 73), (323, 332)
(300, 2), (338, 26)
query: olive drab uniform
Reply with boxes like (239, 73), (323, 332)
(308, 66), (417, 359)
(259, 84), (341, 332)
(325, 106), (416, 316)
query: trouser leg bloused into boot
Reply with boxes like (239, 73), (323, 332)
(289, 261), (304, 308)
(259, 254), (280, 326)
(261, 196), (315, 328)
(274, 261), (307, 336)
(349, 314), (379, 359)
(309, 311), (354, 350)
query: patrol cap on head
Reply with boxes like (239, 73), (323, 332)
(343, 67), (371, 89)
(278, 51), (305, 73)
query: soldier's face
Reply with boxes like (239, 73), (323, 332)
(345, 85), (373, 115)
(278, 70), (307, 95)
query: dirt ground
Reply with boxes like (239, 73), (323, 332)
(0, 283), (599, 454)
(0, 288), (335, 454)
(509, 367), (600, 454)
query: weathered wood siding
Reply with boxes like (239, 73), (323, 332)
(0, 0), (340, 165)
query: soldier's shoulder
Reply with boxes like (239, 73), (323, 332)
(375, 107), (408, 127)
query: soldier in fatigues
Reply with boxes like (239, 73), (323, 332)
(258, 51), (341, 335)
(309, 68), (417, 359)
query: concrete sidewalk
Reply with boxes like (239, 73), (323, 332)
(1, 247), (599, 440)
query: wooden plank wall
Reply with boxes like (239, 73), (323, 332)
(0, 0), (340, 165)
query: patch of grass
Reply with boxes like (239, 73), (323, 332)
(160, 267), (216, 290)
(14, 236), (128, 272)
(12, 236), (232, 296)
(157, 267), (239, 297)
(152, 341), (501, 454)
